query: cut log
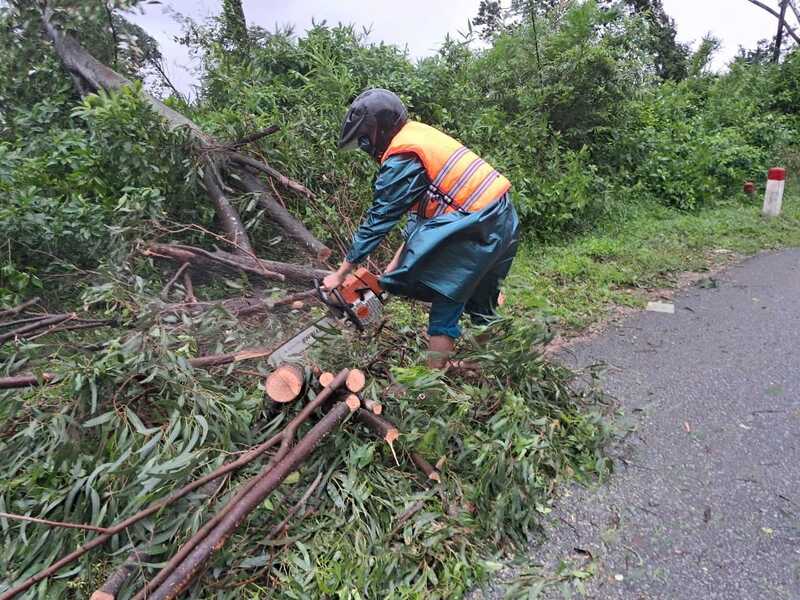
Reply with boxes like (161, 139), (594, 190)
(145, 243), (330, 285)
(345, 369), (366, 394)
(265, 364), (305, 403)
(411, 452), (441, 482)
(356, 409), (398, 444)
(364, 398), (383, 415)
(318, 372), (334, 388)
(356, 410), (440, 482)
(89, 548), (147, 600)
(290, 300), (305, 310)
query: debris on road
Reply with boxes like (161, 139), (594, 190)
(646, 301), (676, 314)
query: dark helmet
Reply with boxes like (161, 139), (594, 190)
(338, 88), (408, 160)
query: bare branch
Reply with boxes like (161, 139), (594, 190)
(228, 151), (315, 199)
(746, 0), (800, 43)
(0, 511), (112, 534)
(0, 297), (41, 319)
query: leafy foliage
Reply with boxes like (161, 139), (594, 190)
(1, 0), (800, 598)
(0, 85), (194, 279)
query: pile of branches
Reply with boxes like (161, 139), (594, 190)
(1, 362), (439, 600)
(1, 283), (611, 598)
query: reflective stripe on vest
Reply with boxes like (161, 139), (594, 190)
(381, 121), (511, 219)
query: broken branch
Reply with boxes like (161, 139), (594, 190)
(227, 125), (279, 148)
(160, 263), (191, 300)
(182, 271), (197, 303)
(140, 398), (359, 600)
(264, 470), (324, 540)
(0, 512), (112, 534)
(145, 243), (330, 284)
(187, 347), (276, 369)
(0, 313), (74, 345)
(228, 151), (315, 199)
(0, 297), (40, 319)
(0, 373), (56, 389)
(233, 169), (331, 261)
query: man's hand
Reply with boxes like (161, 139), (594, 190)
(322, 260), (354, 291)
(383, 242), (405, 276)
(383, 257), (400, 275)
(322, 271), (346, 291)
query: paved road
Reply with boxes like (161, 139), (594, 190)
(475, 249), (800, 599)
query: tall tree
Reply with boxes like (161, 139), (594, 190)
(220, 0), (250, 54)
(610, 0), (689, 80)
(773, 0), (790, 62)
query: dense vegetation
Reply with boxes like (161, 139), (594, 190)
(3, 0), (800, 298)
(1, 0), (799, 598)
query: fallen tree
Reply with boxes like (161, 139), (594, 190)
(144, 242), (330, 284)
(24, 2), (330, 261)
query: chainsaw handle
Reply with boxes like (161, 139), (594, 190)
(313, 279), (365, 332)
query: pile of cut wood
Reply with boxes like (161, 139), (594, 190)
(1, 362), (440, 600)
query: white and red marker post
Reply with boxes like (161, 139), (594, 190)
(762, 167), (786, 217)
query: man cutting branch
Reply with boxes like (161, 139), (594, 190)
(323, 89), (519, 369)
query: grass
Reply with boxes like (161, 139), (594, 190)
(507, 193), (800, 329)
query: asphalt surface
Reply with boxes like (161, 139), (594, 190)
(472, 249), (800, 599)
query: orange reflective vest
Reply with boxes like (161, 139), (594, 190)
(381, 121), (511, 219)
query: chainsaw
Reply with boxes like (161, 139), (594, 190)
(268, 267), (386, 366)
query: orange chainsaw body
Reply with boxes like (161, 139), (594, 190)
(334, 267), (385, 326)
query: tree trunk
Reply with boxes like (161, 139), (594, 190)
(145, 243), (330, 285)
(234, 169), (331, 260)
(774, 0), (790, 62)
(38, 7), (253, 254)
(36, 7), (328, 261)
(745, 0), (800, 44)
